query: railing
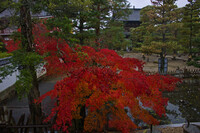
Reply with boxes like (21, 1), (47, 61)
(0, 106), (59, 133)
(0, 57), (12, 66)
(145, 69), (200, 78)
(0, 29), (16, 36)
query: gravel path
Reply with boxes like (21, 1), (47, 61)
(124, 53), (199, 72)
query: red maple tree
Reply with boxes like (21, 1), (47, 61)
(5, 22), (180, 133)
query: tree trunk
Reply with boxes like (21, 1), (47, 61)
(27, 65), (42, 121)
(160, 7), (166, 74)
(95, 4), (100, 46)
(80, 105), (86, 131)
(160, 48), (165, 74)
(79, 15), (84, 45)
(188, 4), (193, 62)
(20, 0), (42, 129)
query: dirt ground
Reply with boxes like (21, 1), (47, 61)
(131, 127), (184, 133)
(123, 53), (199, 72)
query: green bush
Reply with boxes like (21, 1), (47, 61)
(0, 52), (13, 59)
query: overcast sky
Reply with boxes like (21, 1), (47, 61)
(128, 0), (189, 8)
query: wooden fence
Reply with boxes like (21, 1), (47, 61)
(0, 106), (60, 133)
(145, 69), (200, 78)
(0, 106), (153, 133)
(0, 57), (11, 66)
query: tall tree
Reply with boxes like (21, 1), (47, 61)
(0, 0), (45, 129)
(133, 1), (178, 72)
(151, 0), (178, 73)
(130, 6), (156, 57)
(89, 0), (130, 45)
(99, 21), (130, 50)
(39, 0), (92, 45)
(0, 0), (9, 51)
(131, 4), (182, 60)
(19, 0), (43, 127)
(180, 0), (200, 63)
(42, 0), (131, 48)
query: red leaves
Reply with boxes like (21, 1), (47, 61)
(4, 40), (20, 53)
(37, 43), (179, 132)
(6, 21), (180, 132)
(35, 26), (179, 132)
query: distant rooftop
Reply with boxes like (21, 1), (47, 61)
(0, 9), (14, 18)
(118, 8), (141, 22)
(0, 9), (51, 18)
(0, 9), (51, 38)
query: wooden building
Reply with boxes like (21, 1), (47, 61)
(0, 9), (51, 40)
(118, 8), (141, 37)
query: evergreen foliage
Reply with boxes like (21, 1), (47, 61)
(181, 0), (200, 67)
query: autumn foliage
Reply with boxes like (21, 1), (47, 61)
(5, 22), (180, 133)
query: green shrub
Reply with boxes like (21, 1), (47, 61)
(0, 52), (13, 59)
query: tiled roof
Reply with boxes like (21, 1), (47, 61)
(0, 26), (17, 36)
(0, 9), (14, 18)
(0, 9), (51, 37)
(0, 9), (51, 18)
(118, 8), (141, 21)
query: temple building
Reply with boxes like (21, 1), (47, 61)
(0, 9), (51, 40)
(118, 7), (141, 38)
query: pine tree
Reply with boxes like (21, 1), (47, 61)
(100, 21), (130, 50)
(132, 1), (179, 72)
(0, 0), (45, 129)
(0, 0), (9, 51)
(180, 0), (200, 64)
(86, 0), (130, 46)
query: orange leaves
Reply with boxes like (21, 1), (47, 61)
(84, 107), (108, 132)
(76, 81), (91, 98)
(109, 107), (138, 133)
(72, 106), (82, 119)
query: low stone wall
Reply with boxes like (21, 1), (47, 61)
(0, 68), (46, 102)
(0, 84), (16, 102)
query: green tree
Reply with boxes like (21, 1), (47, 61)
(133, 1), (180, 72)
(180, 0), (200, 65)
(41, 0), (131, 49)
(0, 0), (9, 30)
(0, 0), (9, 52)
(89, 0), (130, 45)
(16, 0), (43, 127)
(40, 0), (92, 45)
(131, 6), (160, 55)
(99, 22), (129, 50)
(0, 0), (45, 129)
(150, 0), (178, 57)
(167, 7), (183, 59)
